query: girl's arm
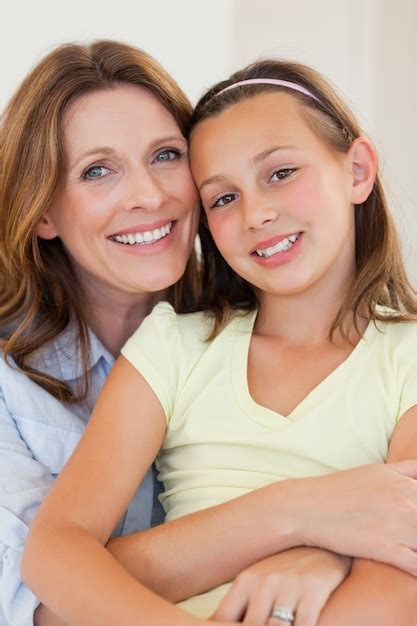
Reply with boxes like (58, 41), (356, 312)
(317, 404), (417, 626)
(21, 357), (205, 626)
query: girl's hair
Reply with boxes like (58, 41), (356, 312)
(190, 59), (417, 339)
(0, 39), (200, 404)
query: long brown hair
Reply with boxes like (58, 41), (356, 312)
(190, 59), (417, 338)
(0, 40), (199, 404)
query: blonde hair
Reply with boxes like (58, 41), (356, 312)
(190, 59), (417, 339)
(0, 40), (199, 403)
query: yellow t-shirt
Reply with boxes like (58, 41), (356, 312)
(121, 301), (417, 617)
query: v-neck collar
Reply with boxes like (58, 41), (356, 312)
(231, 309), (379, 429)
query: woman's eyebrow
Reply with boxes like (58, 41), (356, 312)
(148, 134), (187, 149)
(70, 135), (187, 170)
(70, 146), (116, 169)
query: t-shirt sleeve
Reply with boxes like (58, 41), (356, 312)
(121, 302), (181, 423)
(396, 322), (417, 420)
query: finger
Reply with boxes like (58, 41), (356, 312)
(267, 612), (296, 626)
(378, 544), (417, 577)
(242, 582), (277, 624)
(211, 583), (249, 622)
(266, 592), (297, 626)
(388, 458), (417, 478)
(294, 591), (328, 626)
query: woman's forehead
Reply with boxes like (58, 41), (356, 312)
(61, 85), (182, 162)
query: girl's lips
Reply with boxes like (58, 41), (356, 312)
(252, 232), (303, 267)
(250, 231), (301, 254)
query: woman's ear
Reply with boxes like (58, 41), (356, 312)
(347, 137), (378, 204)
(37, 214), (58, 240)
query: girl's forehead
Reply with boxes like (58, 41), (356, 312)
(192, 93), (312, 145)
(190, 93), (318, 161)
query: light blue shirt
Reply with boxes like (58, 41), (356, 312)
(0, 324), (164, 626)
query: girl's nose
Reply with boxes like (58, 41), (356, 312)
(240, 192), (279, 231)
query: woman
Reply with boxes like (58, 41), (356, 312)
(0, 38), (199, 625)
(2, 40), (417, 626)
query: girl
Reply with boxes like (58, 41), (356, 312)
(21, 59), (417, 626)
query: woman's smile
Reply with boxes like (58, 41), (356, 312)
(38, 84), (199, 297)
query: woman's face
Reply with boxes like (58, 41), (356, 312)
(38, 84), (199, 300)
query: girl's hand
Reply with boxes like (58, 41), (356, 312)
(210, 547), (351, 626)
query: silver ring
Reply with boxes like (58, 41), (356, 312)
(271, 605), (295, 622)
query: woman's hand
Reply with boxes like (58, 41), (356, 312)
(296, 460), (417, 575)
(210, 548), (351, 626)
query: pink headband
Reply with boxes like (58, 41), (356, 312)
(215, 78), (322, 105)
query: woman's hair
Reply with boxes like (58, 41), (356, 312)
(190, 59), (417, 338)
(0, 39), (199, 403)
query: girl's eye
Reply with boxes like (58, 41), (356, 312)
(83, 165), (111, 180)
(211, 193), (238, 209)
(154, 149), (181, 163)
(270, 167), (296, 182)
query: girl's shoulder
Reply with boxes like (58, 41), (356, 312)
(371, 307), (417, 360)
(141, 301), (249, 344)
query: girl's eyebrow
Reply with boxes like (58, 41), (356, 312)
(199, 145), (298, 192)
(250, 144), (298, 166)
(199, 175), (227, 192)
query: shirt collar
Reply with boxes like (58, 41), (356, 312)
(31, 322), (115, 382)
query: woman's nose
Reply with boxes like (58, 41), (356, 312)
(123, 170), (167, 212)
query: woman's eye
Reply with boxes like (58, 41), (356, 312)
(83, 165), (111, 180)
(270, 168), (296, 182)
(211, 193), (238, 209)
(154, 149), (181, 163)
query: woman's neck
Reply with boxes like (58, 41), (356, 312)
(80, 281), (167, 358)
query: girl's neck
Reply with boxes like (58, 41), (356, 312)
(254, 264), (362, 348)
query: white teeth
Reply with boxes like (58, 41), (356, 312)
(255, 233), (300, 258)
(112, 221), (173, 245)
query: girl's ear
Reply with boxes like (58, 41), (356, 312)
(37, 214), (58, 240)
(348, 137), (378, 204)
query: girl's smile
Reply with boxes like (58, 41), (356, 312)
(190, 91), (359, 300)
(251, 231), (304, 267)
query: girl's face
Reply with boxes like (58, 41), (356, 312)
(38, 84), (199, 300)
(190, 92), (372, 301)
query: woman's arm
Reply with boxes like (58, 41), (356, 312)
(104, 457), (417, 603)
(0, 385), (60, 626)
(317, 405), (417, 626)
